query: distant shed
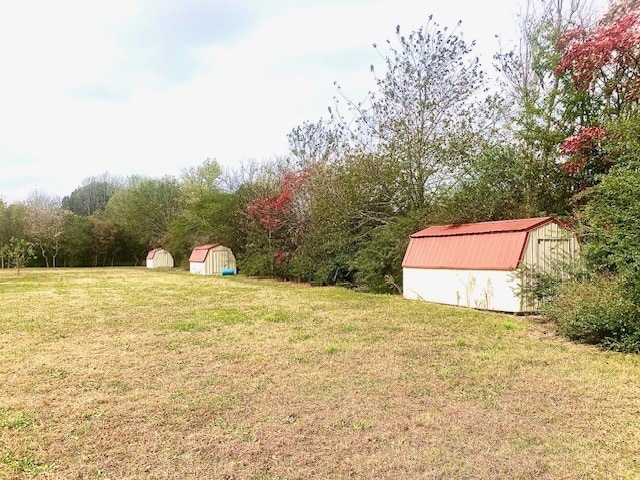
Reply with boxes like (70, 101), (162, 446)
(189, 244), (237, 276)
(146, 248), (174, 269)
(402, 217), (578, 313)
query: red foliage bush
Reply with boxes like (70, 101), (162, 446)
(559, 126), (606, 174)
(247, 171), (308, 233)
(557, 12), (640, 96)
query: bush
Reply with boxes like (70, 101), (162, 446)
(543, 275), (640, 352)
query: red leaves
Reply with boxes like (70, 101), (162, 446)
(560, 126), (605, 154)
(560, 126), (606, 174)
(247, 171), (308, 233)
(556, 12), (640, 92)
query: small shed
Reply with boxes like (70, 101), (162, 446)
(146, 248), (174, 269)
(189, 244), (237, 276)
(402, 217), (578, 312)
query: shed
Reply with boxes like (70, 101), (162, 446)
(189, 244), (237, 276)
(402, 217), (578, 312)
(146, 248), (174, 269)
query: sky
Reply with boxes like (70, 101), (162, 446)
(0, 0), (554, 203)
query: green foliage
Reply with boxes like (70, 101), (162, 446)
(5, 237), (35, 274)
(351, 213), (422, 293)
(581, 159), (640, 299)
(180, 158), (222, 202)
(237, 247), (278, 278)
(58, 213), (93, 267)
(544, 275), (640, 352)
(448, 145), (573, 222)
(168, 190), (241, 266)
(106, 176), (184, 255)
(516, 260), (583, 310)
(62, 175), (121, 216)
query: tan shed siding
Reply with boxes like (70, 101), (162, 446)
(522, 223), (579, 273)
(147, 249), (174, 268)
(155, 250), (174, 268)
(520, 223), (579, 310)
(203, 245), (236, 275)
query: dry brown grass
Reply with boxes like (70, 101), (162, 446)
(1, 267), (639, 479)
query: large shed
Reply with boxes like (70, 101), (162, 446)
(402, 217), (578, 312)
(146, 248), (174, 269)
(189, 244), (237, 276)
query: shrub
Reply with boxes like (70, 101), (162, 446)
(543, 275), (640, 352)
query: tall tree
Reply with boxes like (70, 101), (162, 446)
(62, 173), (122, 216)
(555, 0), (640, 187)
(59, 213), (93, 267)
(24, 191), (65, 267)
(106, 176), (184, 254)
(334, 19), (495, 212)
(180, 158), (222, 203)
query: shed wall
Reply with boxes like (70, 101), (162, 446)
(190, 245), (236, 275)
(520, 223), (579, 310)
(190, 261), (207, 275)
(204, 245), (236, 275)
(403, 268), (524, 313)
(147, 250), (174, 269)
(521, 223), (579, 272)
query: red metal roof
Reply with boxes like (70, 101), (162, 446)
(146, 248), (161, 260)
(410, 217), (555, 238)
(403, 217), (555, 270)
(189, 244), (221, 263)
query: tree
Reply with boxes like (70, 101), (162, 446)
(557, 4), (640, 121)
(495, 0), (599, 153)
(242, 169), (309, 277)
(531, 0), (640, 351)
(582, 162), (640, 282)
(287, 119), (346, 167)
(6, 237), (35, 275)
(168, 190), (241, 266)
(554, 0), (640, 187)
(24, 191), (65, 267)
(490, 0), (603, 214)
(90, 214), (119, 267)
(105, 176), (184, 254)
(59, 213), (93, 267)
(334, 19), (493, 212)
(218, 160), (261, 193)
(62, 173), (122, 216)
(448, 144), (574, 222)
(180, 158), (222, 202)
(0, 202), (28, 249)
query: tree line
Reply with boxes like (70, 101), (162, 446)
(2, 0), (640, 350)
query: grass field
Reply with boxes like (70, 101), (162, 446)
(1, 267), (639, 479)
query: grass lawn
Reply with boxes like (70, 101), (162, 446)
(1, 267), (639, 479)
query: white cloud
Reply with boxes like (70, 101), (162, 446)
(0, 0), (544, 203)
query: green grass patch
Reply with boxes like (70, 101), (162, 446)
(262, 310), (295, 323)
(1, 451), (51, 474)
(0, 410), (36, 430)
(207, 308), (248, 325)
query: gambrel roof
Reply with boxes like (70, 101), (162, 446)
(402, 217), (558, 270)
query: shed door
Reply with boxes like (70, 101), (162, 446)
(537, 238), (573, 274)
(209, 248), (233, 274)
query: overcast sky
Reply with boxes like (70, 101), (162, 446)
(0, 0), (561, 203)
